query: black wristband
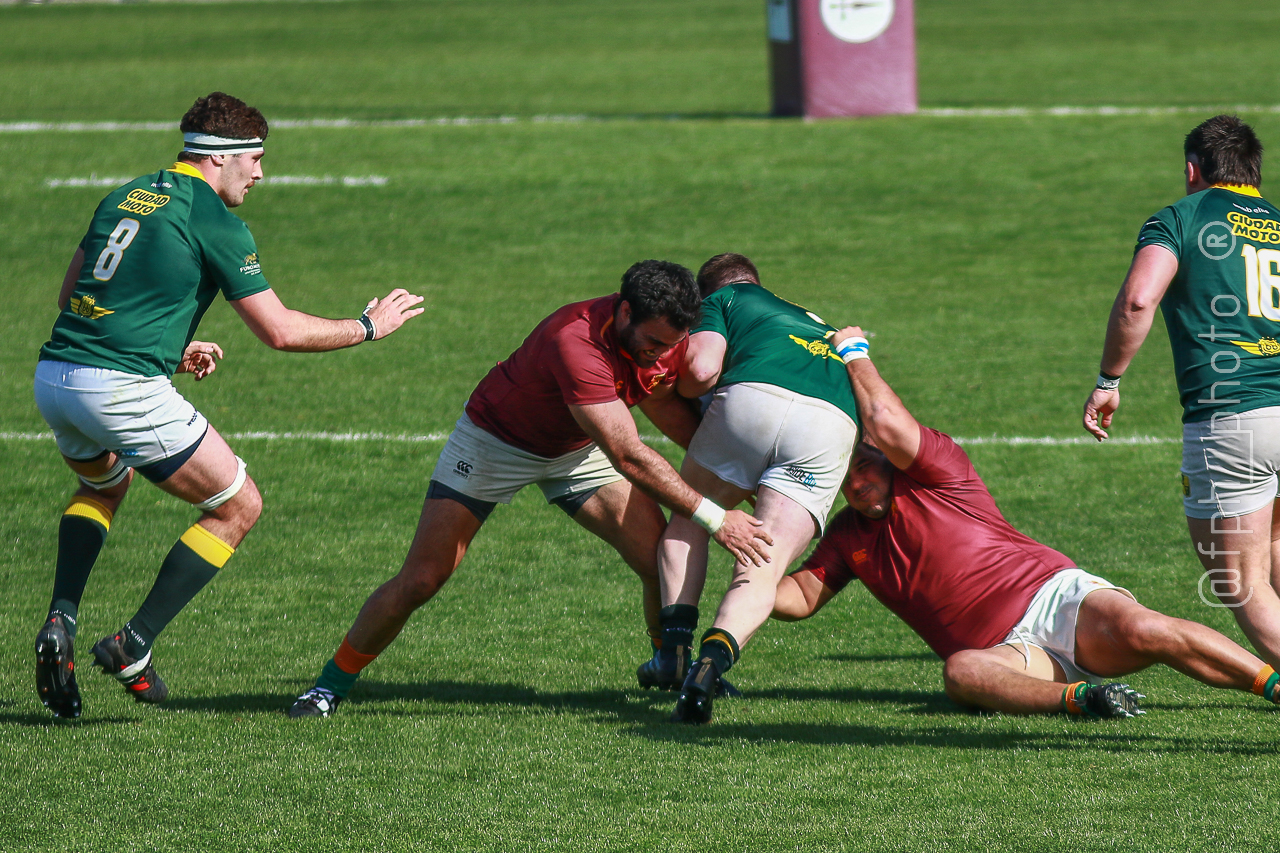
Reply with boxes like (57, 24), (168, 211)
(358, 313), (376, 342)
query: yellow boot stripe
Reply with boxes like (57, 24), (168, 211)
(179, 524), (236, 568)
(64, 496), (113, 531)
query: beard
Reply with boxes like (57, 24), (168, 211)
(618, 323), (656, 366)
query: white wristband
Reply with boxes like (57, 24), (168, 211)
(691, 497), (726, 534)
(1095, 373), (1120, 391)
(836, 336), (870, 363)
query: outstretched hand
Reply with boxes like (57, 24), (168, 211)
(365, 289), (426, 339)
(177, 340), (223, 381)
(713, 509), (773, 566)
(1082, 387), (1119, 441)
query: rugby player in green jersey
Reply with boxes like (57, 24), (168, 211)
(1083, 115), (1280, 670)
(638, 254), (863, 723)
(33, 92), (423, 718)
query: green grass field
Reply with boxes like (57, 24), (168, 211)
(3, 1), (1280, 850)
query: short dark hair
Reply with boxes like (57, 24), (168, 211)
(696, 253), (760, 298)
(619, 260), (700, 330)
(177, 92), (269, 164)
(1185, 115), (1263, 187)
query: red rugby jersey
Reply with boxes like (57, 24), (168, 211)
(465, 294), (686, 458)
(801, 427), (1073, 659)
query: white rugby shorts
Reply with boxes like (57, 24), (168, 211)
(34, 360), (208, 468)
(430, 413), (624, 505)
(687, 381), (857, 534)
(1181, 407), (1280, 519)
(1000, 568), (1135, 684)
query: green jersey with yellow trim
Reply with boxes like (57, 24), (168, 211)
(694, 282), (860, 425)
(1137, 184), (1280, 423)
(40, 162), (270, 377)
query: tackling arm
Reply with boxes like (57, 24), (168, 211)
(831, 326), (921, 470)
(1082, 244), (1178, 440)
(676, 331), (726, 399)
(772, 570), (838, 621)
(230, 287), (425, 352)
(638, 384), (701, 450)
(569, 399), (772, 565)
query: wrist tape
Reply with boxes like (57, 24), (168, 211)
(691, 497), (726, 534)
(836, 336), (870, 363)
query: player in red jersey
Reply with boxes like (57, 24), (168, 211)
(289, 260), (772, 717)
(763, 325), (1280, 719)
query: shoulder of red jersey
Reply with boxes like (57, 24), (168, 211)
(902, 426), (976, 488)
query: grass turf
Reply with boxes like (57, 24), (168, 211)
(2, 1), (1280, 850)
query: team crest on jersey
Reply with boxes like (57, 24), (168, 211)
(239, 253), (262, 276)
(69, 295), (113, 319)
(1231, 336), (1280, 357)
(117, 189), (170, 216)
(645, 372), (668, 391)
(788, 334), (842, 362)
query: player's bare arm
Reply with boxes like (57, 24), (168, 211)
(637, 385), (701, 450)
(831, 326), (920, 470)
(568, 398), (773, 566)
(57, 248), (85, 310)
(1082, 244), (1179, 441)
(229, 287), (424, 352)
(176, 341), (224, 381)
(676, 331), (726, 398)
(771, 569), (836, 621)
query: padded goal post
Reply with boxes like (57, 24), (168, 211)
(767, 0), (917, 118)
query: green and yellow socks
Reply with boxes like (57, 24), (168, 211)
(121, 524), (235, 658)
(47, 496), (114, 637)
(697, 628), (740, 674)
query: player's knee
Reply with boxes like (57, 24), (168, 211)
(233, 476), (264, 528)
(77, 466), (134, 504)
(628, 551), (660, 581)
(204, 475), (263, 537)
(947, 650), (972, 691)
(942, 651), (982, 702)
(76, 457), (133, 497)
(396, 569), (448, 608)
(393, 555), (457, 607)
(1116, 608), (1182, 657)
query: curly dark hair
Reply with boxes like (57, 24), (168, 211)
(696, 253), (760, 298)
(177, 92), (269, 163)
(619, 260), (701, 330)
(1185, 115), (1263, 187)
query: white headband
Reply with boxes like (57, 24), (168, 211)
(182, 132), (265, 156)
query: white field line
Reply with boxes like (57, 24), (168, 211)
(45, 174), (388, 188)
(0, 430), (1177, 447)
(7, 105), (1280, 136)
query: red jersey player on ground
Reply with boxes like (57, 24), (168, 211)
(760, 326), (1280, 720)
(289, 260), (772, 717)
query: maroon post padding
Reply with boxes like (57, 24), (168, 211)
(769, 0), (917, 119)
